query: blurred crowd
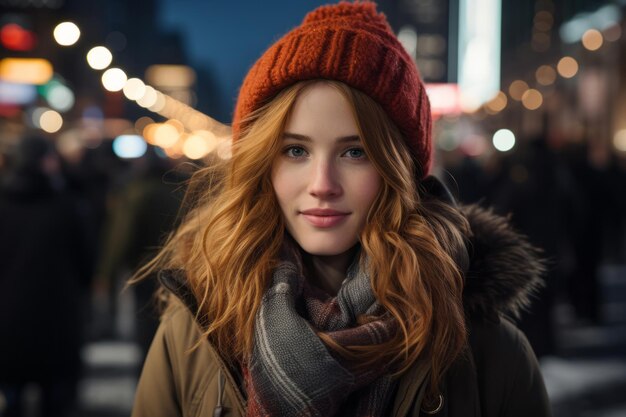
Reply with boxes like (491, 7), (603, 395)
(443, 132), (626, 357)
(0, 133), (189, 416)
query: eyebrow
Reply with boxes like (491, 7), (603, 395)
(282, 132), (361, 143)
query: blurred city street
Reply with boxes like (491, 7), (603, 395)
(1, 0), (626, 416)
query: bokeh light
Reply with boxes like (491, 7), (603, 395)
(46, 83), (74, 112)
(163, 146), (184, 159)
(134, 116), (154, 134)
(30, 107), (48, 128)
(0, 58), (53, 85)
(153, 123), (180, 148)
(113, 135), (147, 159)
(1, 23), (36, 51)
(437, 132), (461, 152)
(39, 109), (63, 133)
(86, 46), (113, 70)
(165, 119), (185, 134)
(485, 91), (508, 114)
(101, 68), (127, 92)
(53, 22), (80, 46)
(148, 91), (167, 112)
(123, 78), (146, 100)
(142, 123), (158, 145)
(582, 29), (603, 51)
(557, 57), (578, 78)
(614, 129), (626, 152)
(461, 134), (488, 157)
(136, 86), (158, 108)
(531, 32), (551, 52)
(536, 65), (557, 86)
(0, 80), (37, 104)
(508, 80), (529, 101)
(183, 133), (212, 159)
(493, 129), (516, 152)
(216, 139), (232, 160)
(521, 89), (543, 110)
(145, 65), (197, 88)
(534, 11), (554, 32)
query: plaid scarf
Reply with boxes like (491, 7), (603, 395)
(243, 244), (399, 417)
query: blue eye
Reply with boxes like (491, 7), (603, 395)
(284, 146), (307, 158)
(344, 148), (365, 159)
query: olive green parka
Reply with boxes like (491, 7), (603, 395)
(132, 205), (552, 417)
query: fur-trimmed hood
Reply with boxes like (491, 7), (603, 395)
(460, 204), (545, 322)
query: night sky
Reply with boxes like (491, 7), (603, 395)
(157, 0), (329, 122)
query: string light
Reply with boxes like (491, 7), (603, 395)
(536, 65), (557, 85)
(521, 89), (543, 110)
(101, 68), (127, 91)
(123, 78), (146, 100)
(153, 123), (180, 148)
(39, 109), (63, 133)
(557, 56), (578, 78)
(493, 129), (516, 152)
(136, 86), (158, 108)
(485, 91), (507, 114)
(508, 80), (529, 101)
(581, 29), (603, 51)
(53, 22), (80, 46)
(87, 46), (113, 70)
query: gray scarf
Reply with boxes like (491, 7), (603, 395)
(243, 244), (399, 417)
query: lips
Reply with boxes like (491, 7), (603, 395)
(300, 208), (350, 228)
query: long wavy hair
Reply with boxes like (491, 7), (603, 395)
(136, 80), (469, 396)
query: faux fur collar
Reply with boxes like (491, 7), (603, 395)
(460, 204), (545, 322)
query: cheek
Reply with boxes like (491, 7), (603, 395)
(357, 169), (383, 208)
(271, 162), (295, 208)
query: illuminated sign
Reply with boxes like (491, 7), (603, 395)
(457, 0), (502, 111)
(424, 83), (462, 117)
(0, 58), (54, 85)
(0, 23), (36, 51)
(0, 80), (37, 104)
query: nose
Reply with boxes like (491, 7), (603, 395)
(308, 158), (342, 199)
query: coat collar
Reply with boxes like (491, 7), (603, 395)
(459, 204), (545, 322)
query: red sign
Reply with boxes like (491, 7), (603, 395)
(424, 83), (462, 118)
(1, 23), (37, 51)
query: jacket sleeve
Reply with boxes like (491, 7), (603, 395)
(131, 310), (183, 417)
(469, 318), (552, 417)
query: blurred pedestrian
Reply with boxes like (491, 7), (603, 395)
(487, 134), (581, 357)
(0, 135), (91, 417)
(131, 2), (551, 416)
(94, 146), (186, 357)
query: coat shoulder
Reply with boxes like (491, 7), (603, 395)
(466, 318), (552, 417)
(132, 301), (244, 417)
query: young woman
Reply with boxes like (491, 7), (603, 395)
(131, 2), (551, 416)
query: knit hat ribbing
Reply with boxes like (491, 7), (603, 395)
(233, 1), (433, 178)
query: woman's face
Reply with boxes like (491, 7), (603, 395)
(271, 82), (382, 257)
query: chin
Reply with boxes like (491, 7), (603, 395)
(296, 239), (358, 257)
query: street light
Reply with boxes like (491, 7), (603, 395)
(53, 22), (80, 46)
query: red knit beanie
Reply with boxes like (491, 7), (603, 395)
(233, 1), (433, 178)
